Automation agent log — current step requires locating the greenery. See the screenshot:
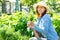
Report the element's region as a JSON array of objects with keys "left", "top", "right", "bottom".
[
  {"left": 52, "top": 12, "right": 60, "bottom": 36},
  {"left": 0, "top": 11, "right": 36, "bottom": 40}
]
